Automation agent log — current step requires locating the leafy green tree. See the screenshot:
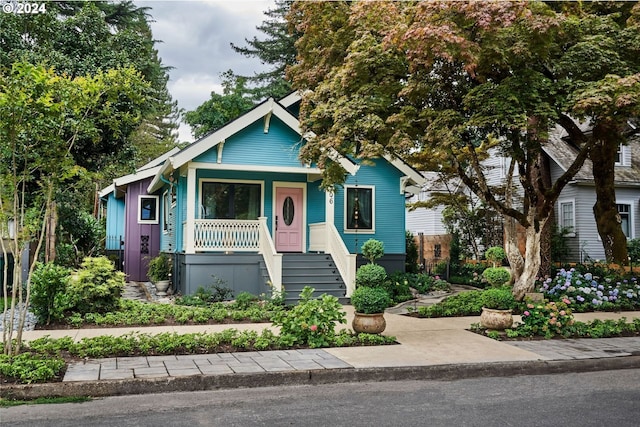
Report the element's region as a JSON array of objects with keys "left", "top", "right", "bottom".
[
  {"left": 288, "top": 1, "right": 640, "bottom": 298},
  {"left": 183, "top": 71, "right": 255, "bottom": 139},
  {"left": 0, "top": 62, "right": 147, "bottom": 355},
  {"left": 0, "top": 1, "right": 179, "bottom": 261}
]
